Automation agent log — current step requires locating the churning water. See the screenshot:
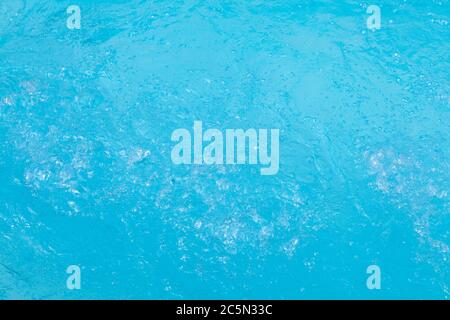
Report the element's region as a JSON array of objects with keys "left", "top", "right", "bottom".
[{"left": 0, "top": 0, "right": 449, "bottom": 299}]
